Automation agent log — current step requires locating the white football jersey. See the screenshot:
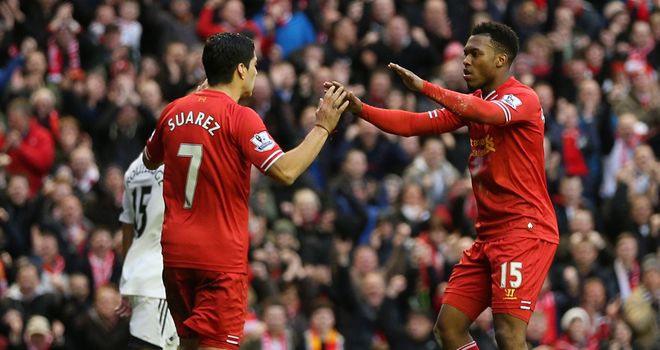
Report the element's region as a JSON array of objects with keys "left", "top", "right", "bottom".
[{"left": 119, "top": 155, "right": 166, "bottom": 298}]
